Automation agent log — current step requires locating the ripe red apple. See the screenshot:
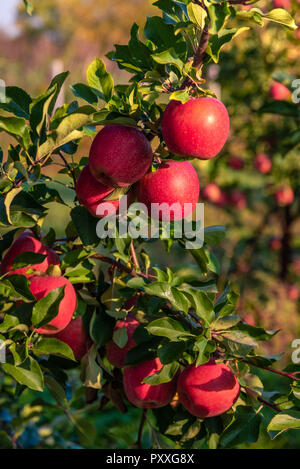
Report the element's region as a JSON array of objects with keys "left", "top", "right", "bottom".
[
  {"left": 201, "top": 183, "right": 223, "bottom": 205},
  {"left": 123, "top": 357, "right": 177, "bottom": 409},
  {"left": 75, "top": 165, "right": 130, "bottom": 217},
  {"left": 229, "top": 190, "right": 247, "bottom": 210},
  {"left": 106, "top": 314, "right": 139, "bottom": 368},
  {"left": 269, "top": 236, "right": 282, "bottom": 251},
  {"left": 89, "top": 125, "right": 153, "bottom": 187},
  {"left": 269, "top": 82, "right": 290, "bottom": 101},
  {"left": 0, "top": 231, "right": 60, "bottom": 277},
  {"left": 254, "top": 153, "right": 272, "bottom": 174},
  {"left": 177, "top": 359, "right": 240, "bottom": 418},
  {"left": 228, "top": 156, "right": 244, "bottom": 170},
  {"left": 275, "top": 186, "right": 294, "bottom": 207},
  {"left": 288, "top": 284, "right": 300, "bottom": 302},
  {"left": 273, "top": 0, "right": 291, "bottom": 8},
  {"left": 53, "top": 317, "right": 92, "bottom": 361},
  {"left": 161, "top": 97, "right": 230, "bottom": 160},
  {"left": 29, "top": 276, "right": 77, "bottom": 335},
  {"left": 135, "top": 160, "right": 199, "bottom": 221}
]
